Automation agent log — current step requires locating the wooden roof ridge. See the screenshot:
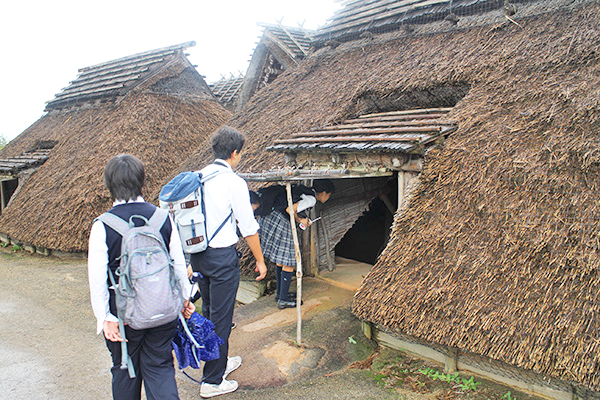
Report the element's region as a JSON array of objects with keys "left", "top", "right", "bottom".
[
  {"left": 258, "top": 22, "right": 314, "bottom": 59},
  {"left": 267, "top": 107, "right": 456, "bottom": 153},
  {"left": 211, "top": 74, "right": 245, "bottom": 105},
  {"left": 45, "top": 41, "right": 196, "bottom": 111},
  {"left": 0, "top": 148, "right": 53, "bottom": 174},
  {"left": 77, "top": 41, "right": 195, "bottom": 74},
  {"left": 314, "top": 0, "right": 512, "bottom": 43},
  {"left": 318, "top": 0, "right": 451, "bottom": 35}
]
